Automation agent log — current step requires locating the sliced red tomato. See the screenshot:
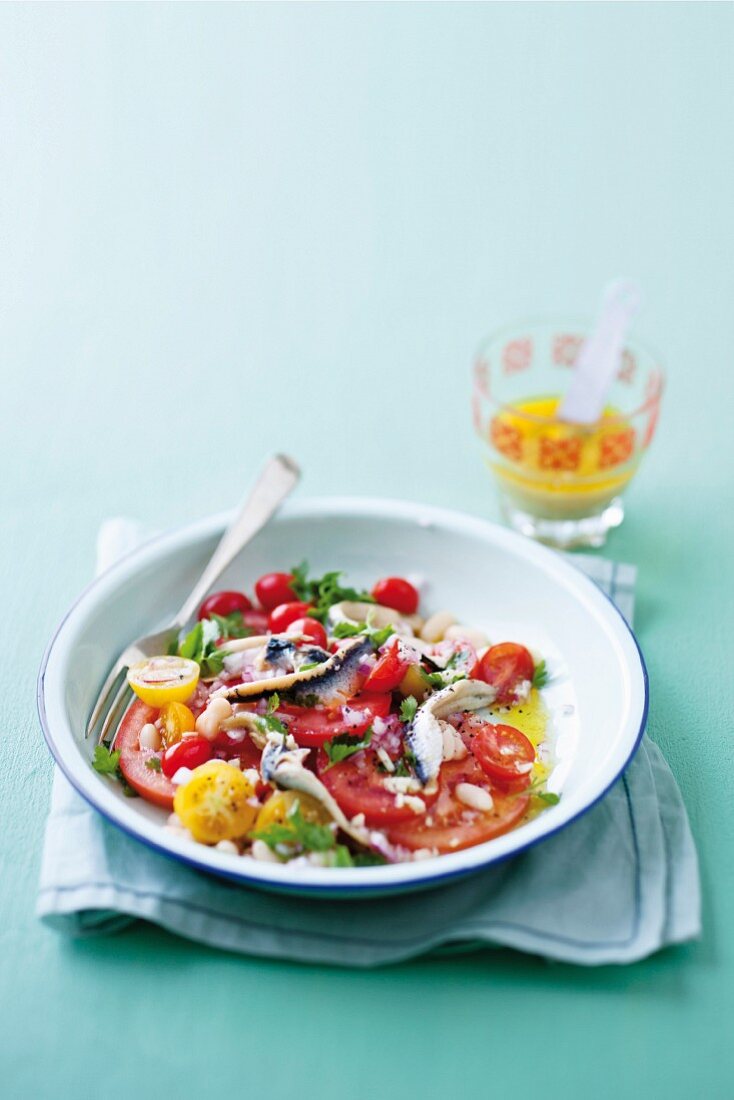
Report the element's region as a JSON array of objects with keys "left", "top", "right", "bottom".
[
  {"left": 161, "top": 735, "right": 213, "bottom": 778},
  {"left": 255, "top": 572, "right": 297, "bottom": 611},
  {"left": 282, "top": 692, "right": 392, "bottom": 747},
  {"left": 197, "top": 590, "right": 252, "bottom": 620},
  {"left": 386, "top": 757, "right": 530, "bottom": 853},
  {"left": 371, "top": 576, "right": 419, "bottom": 615},
  {"left": 363, "top": 639, "right": 412, "bottom": 693},
  {"left": 461, "top": 717, "right": 534, "bottom": 790},
  {"left": 115, "top": 700, "right": 176, "bottom": 809},
  {"left": 269, "top": 601, "right": 313, "bottom": 633},
  {"left": 286, "top": 617, "right": 328, "bottom": 649},
  {"left": 473, "top": 642, "right": 535, "bottom": 705},
  {"left": 317, "top": 749, "right": 438, "bottom": 826}
]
